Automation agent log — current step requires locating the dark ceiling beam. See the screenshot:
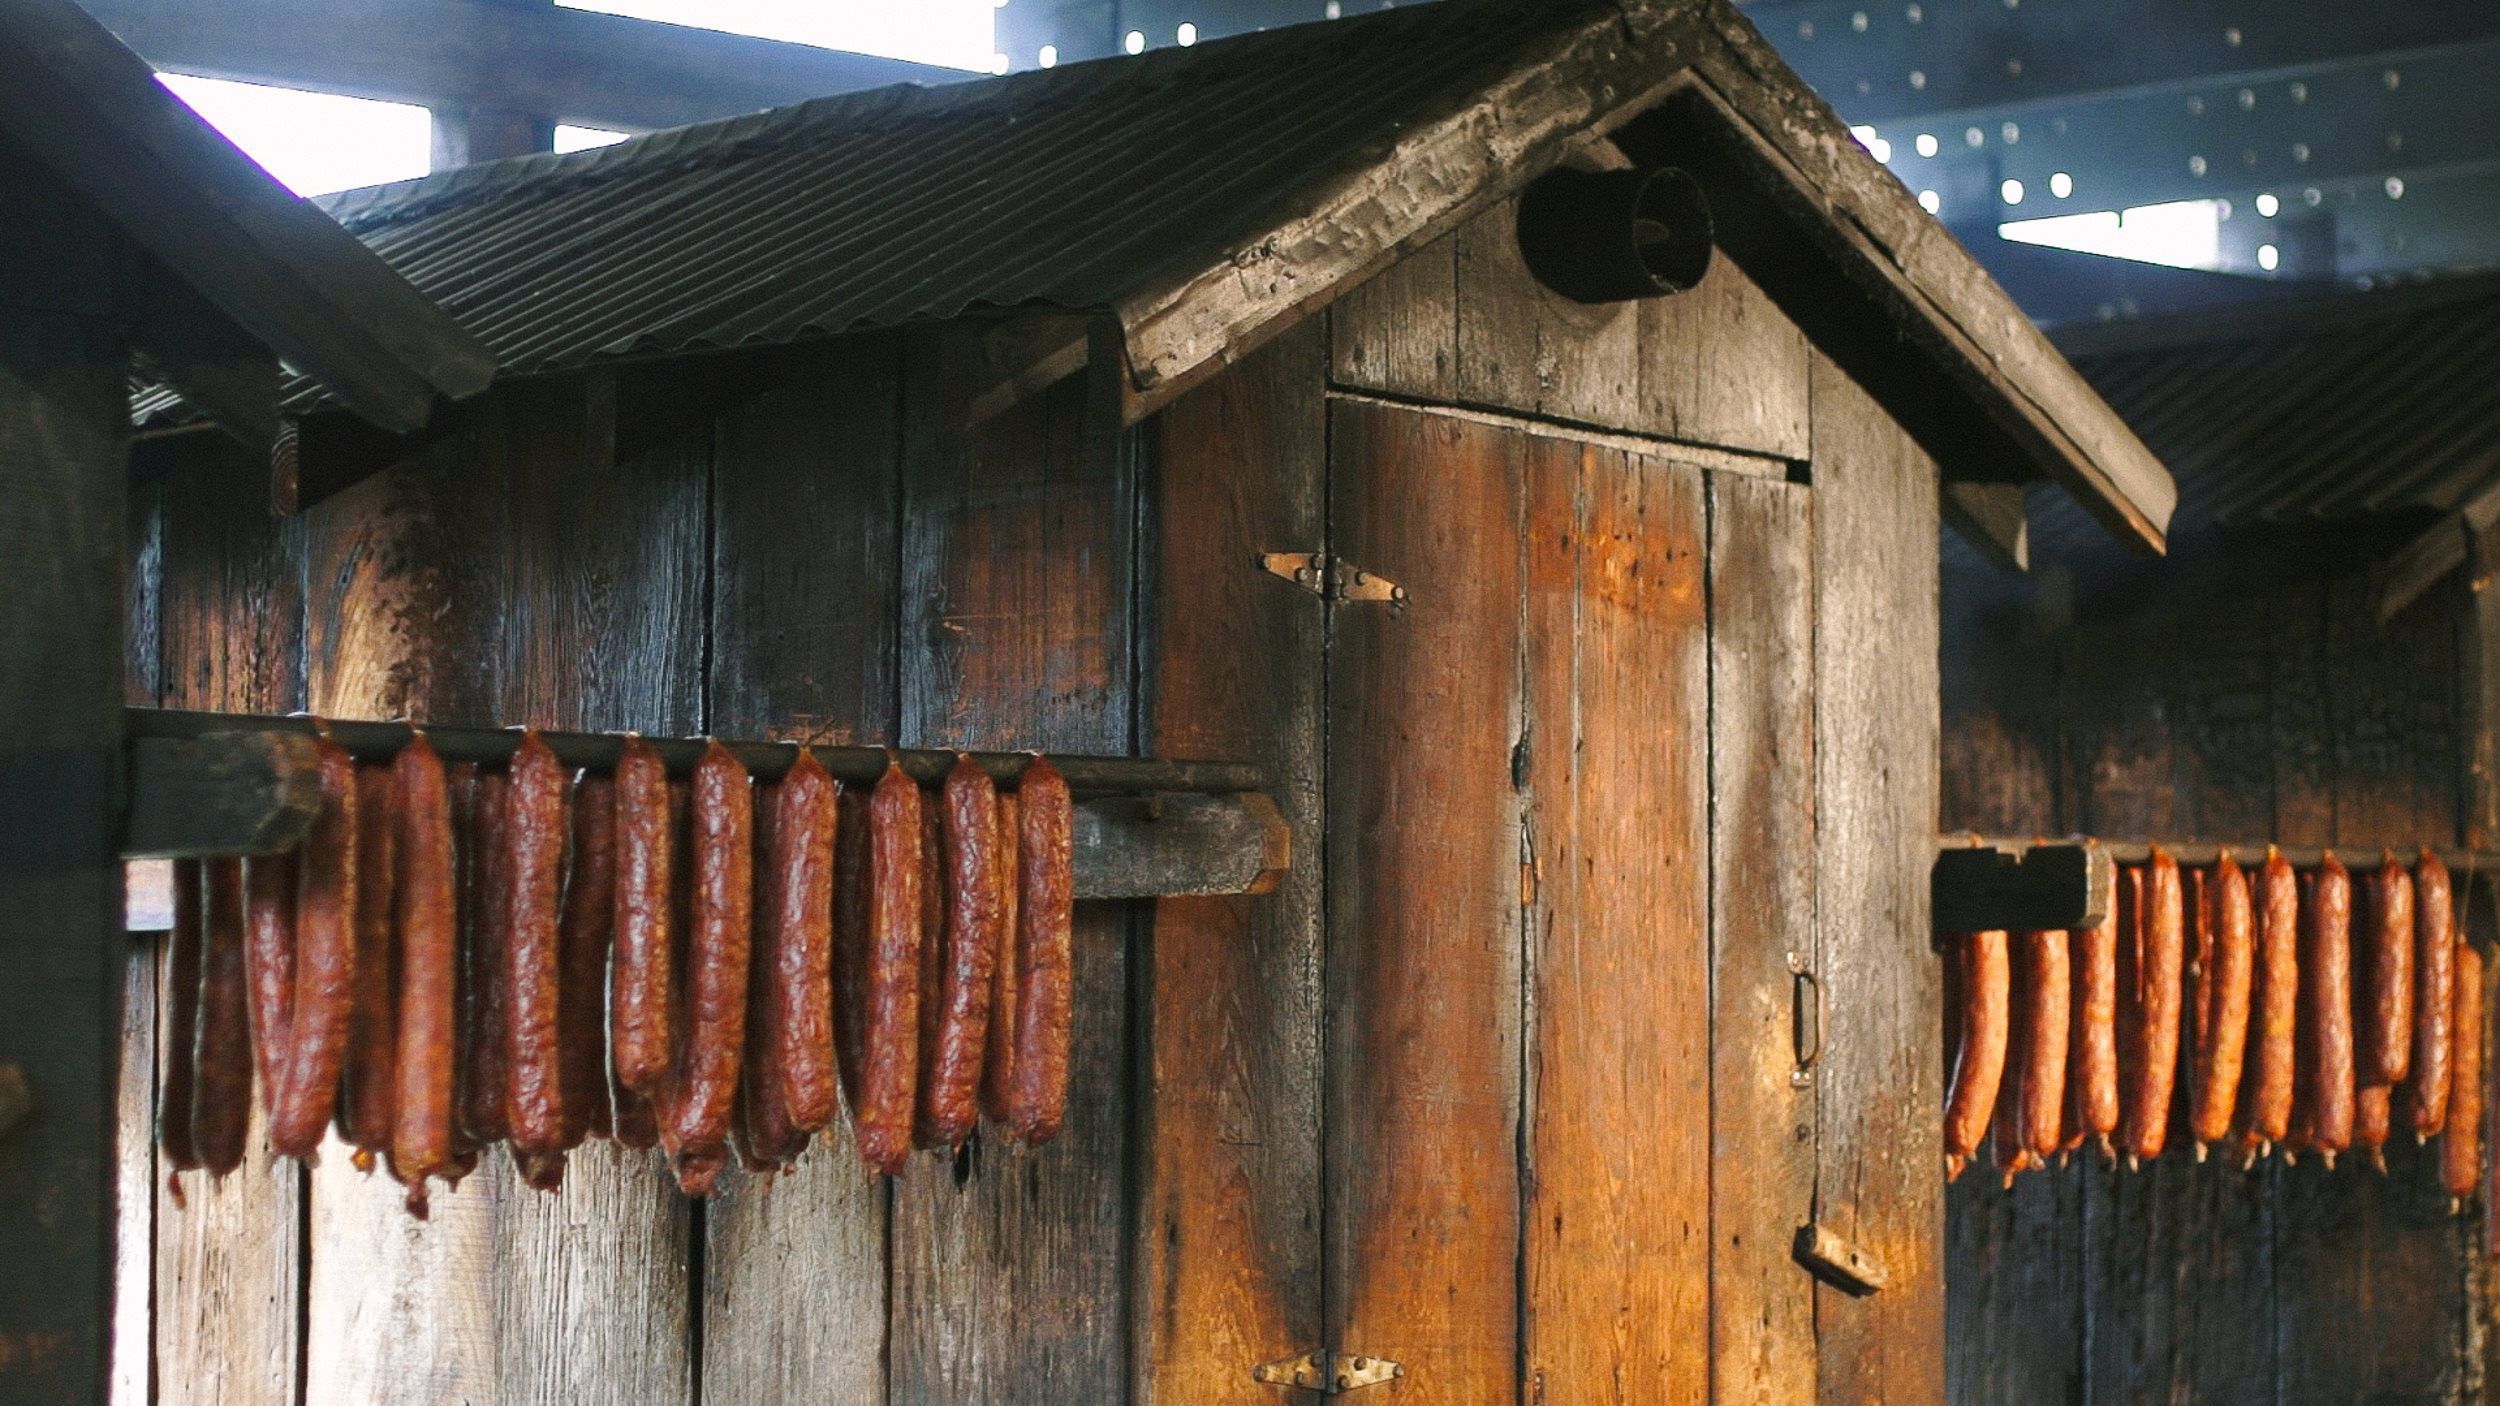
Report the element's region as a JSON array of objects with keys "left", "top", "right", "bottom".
[
  {"left": 1739, "top": 0, "right": 2500, "bottom": 124},
  {"left": 74, "top": 0, "right": 968, "bottom": 134}
]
